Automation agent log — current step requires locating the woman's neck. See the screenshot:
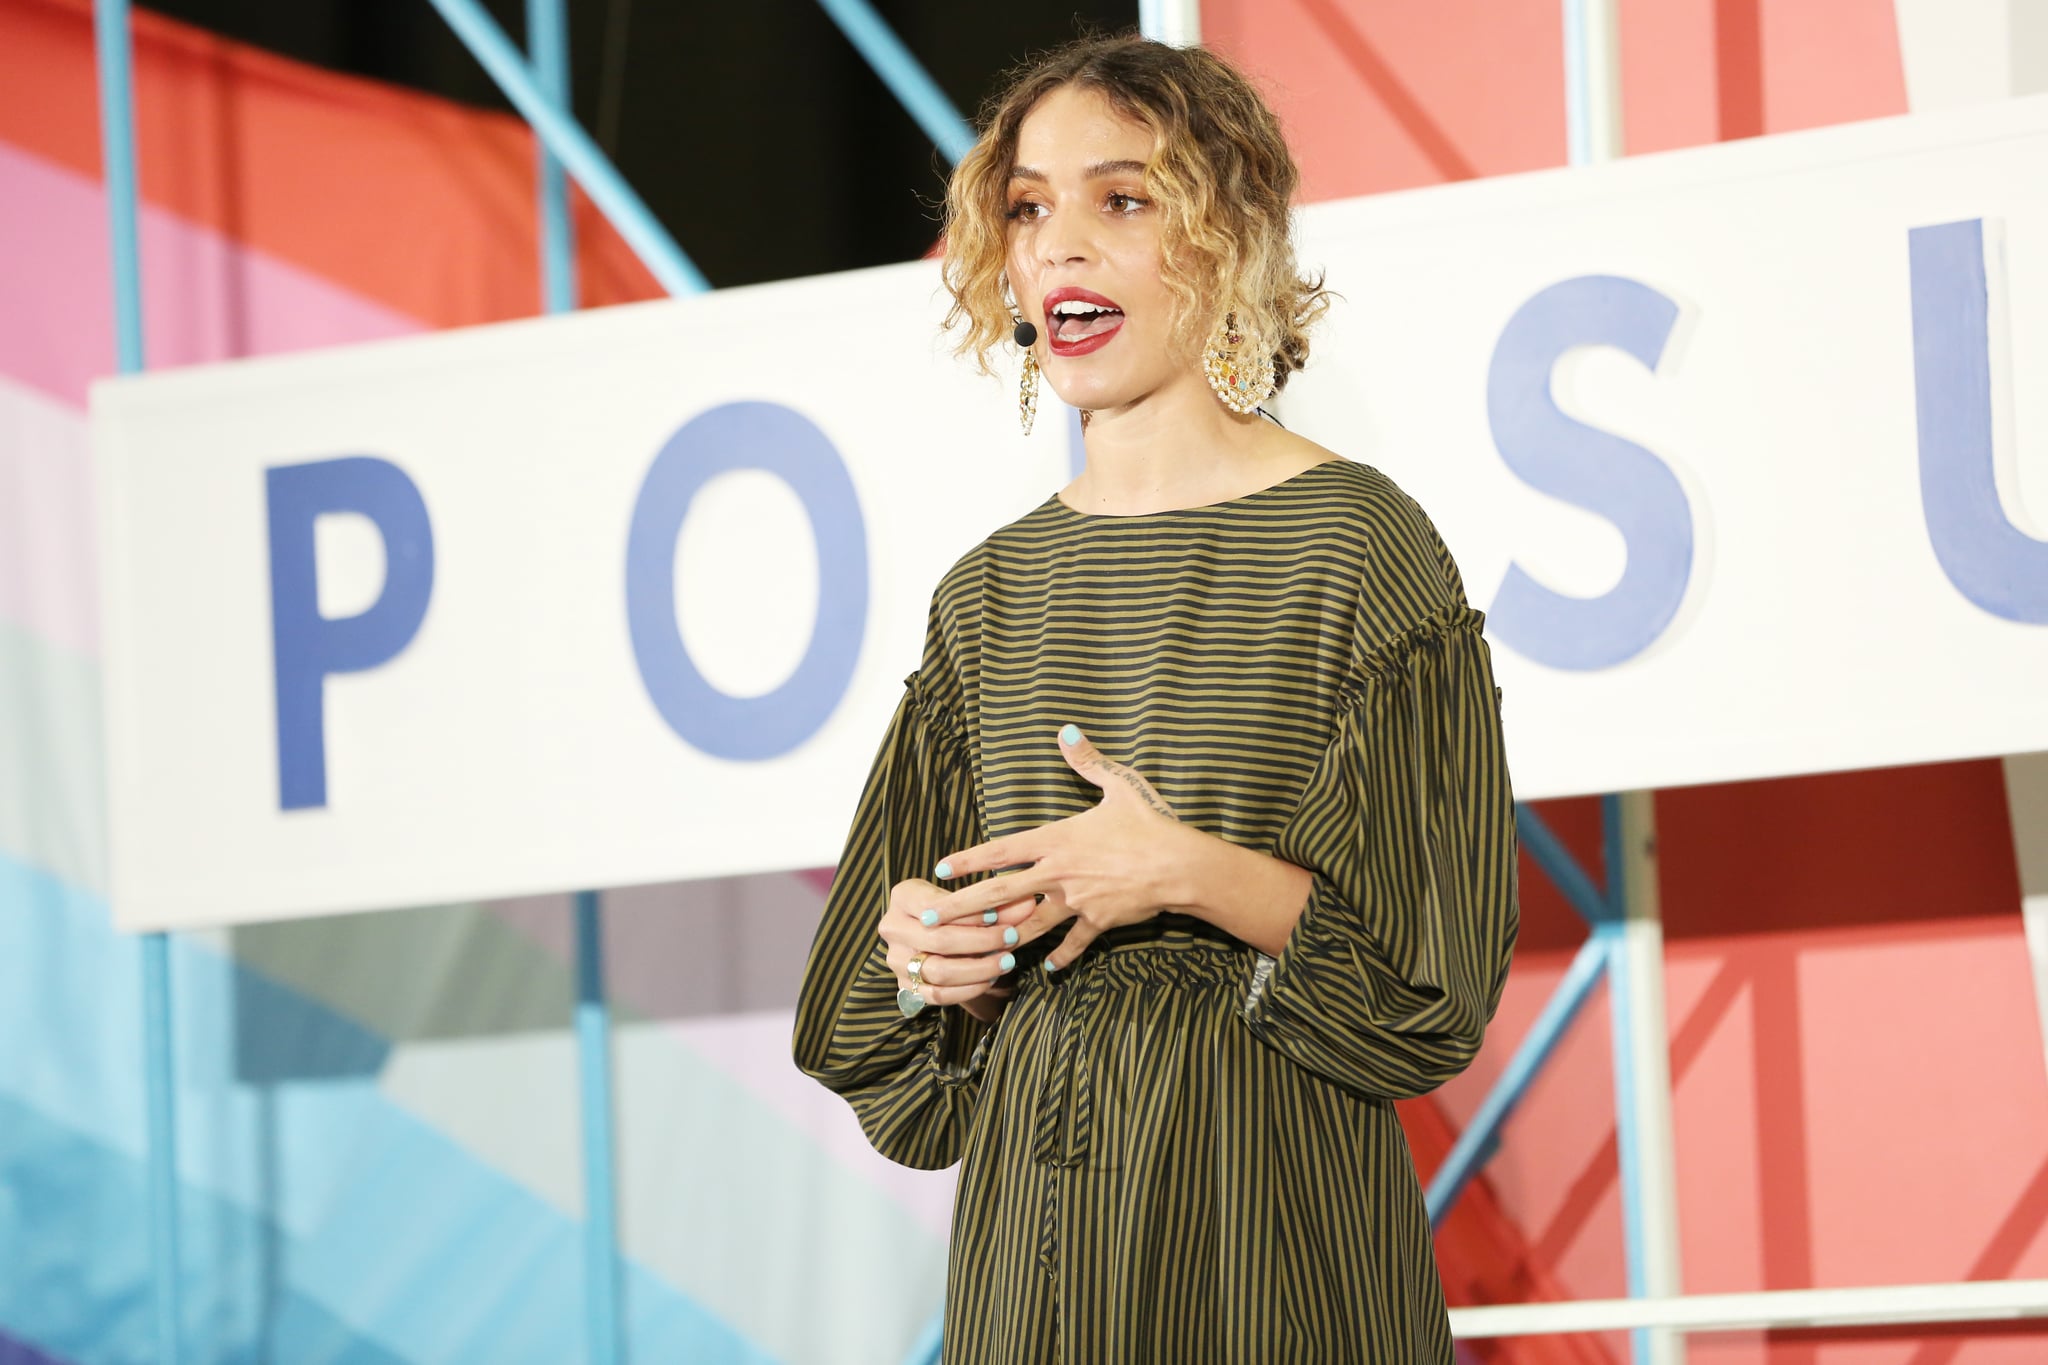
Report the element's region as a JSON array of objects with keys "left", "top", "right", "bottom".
[{"left": 1061, "top": 371, "right": 1322, "bottom": 516}]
